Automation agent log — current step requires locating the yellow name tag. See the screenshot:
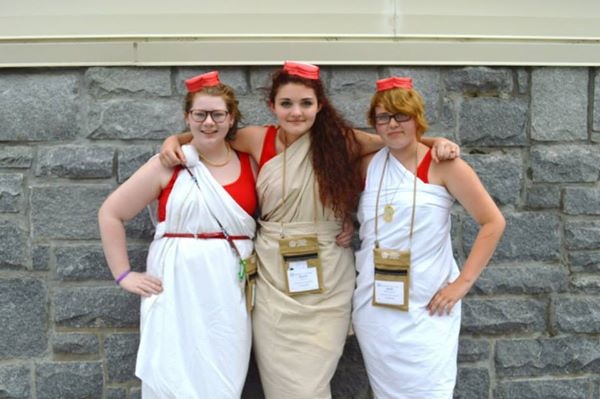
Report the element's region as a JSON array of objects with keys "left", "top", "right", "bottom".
[
  {"left": 279, "top": 235, "right": 324, "bottom": 296},
  {"left": 372, "top": 248, "right": 410, "bottom": 311}
]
